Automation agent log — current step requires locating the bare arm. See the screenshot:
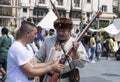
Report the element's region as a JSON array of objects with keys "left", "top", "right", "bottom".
[
  {"left": 20, "top": 60, "right": 64, "bottom": 78},
  {"left": 34, "top": 61, "right": 53, "bottom": 68},
  {"left": 33, "top": 56, "right": 60, "bottom": 68},
  {"left": 32, "top": 56, "right": 53, "bottom": 68}
]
